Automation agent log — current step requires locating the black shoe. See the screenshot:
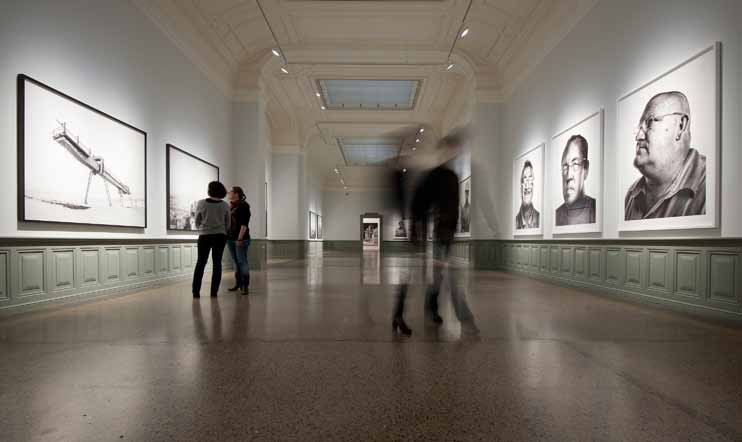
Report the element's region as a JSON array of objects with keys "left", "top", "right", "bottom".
[
  {"left": 392, "top": 317, "right": 412, "bottom": 336},
  {"left": 241, "top": 286, "right": 249, "bottom": 295},
  {"left": 228, "top": 285, "right": 240, "bottom": 292},
  {"left": 193, "top": 293, "right": 200, "bottom": 299},
  {"left": 425, "top": 312, "right": 443, "bottom": 325}
]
